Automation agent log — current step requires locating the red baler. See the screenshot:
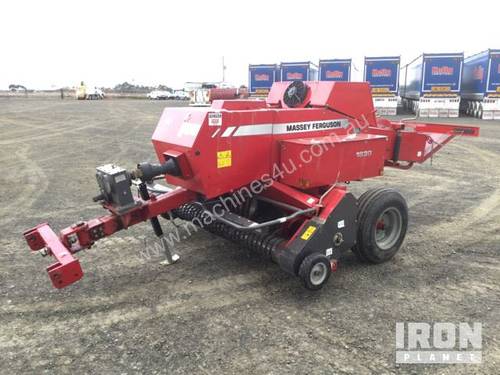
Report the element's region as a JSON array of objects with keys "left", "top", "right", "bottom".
[{"left": 23, "top": 81, "right": 479, "bottom": 290}]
